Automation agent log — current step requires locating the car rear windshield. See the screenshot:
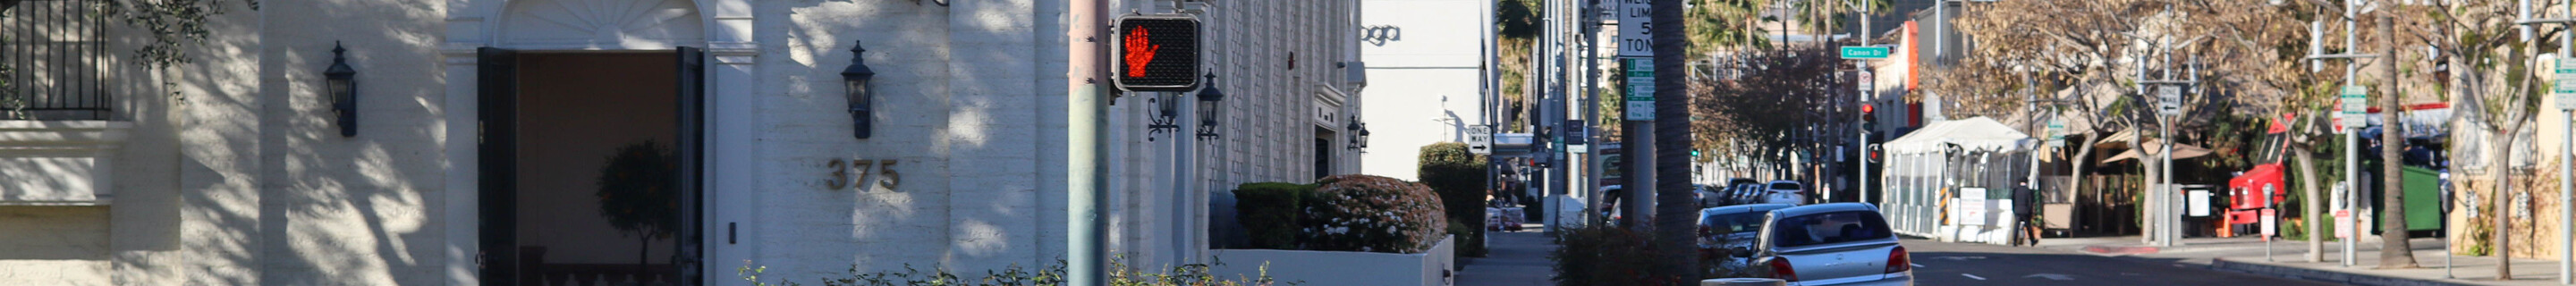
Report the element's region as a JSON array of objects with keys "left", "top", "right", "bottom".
[
  {"left": 1769, "top": 182, "right": 1801, "bottom": 189},
  {"left": 1703, "top": 212, "right": 1768, "bottom": 234},
  {"left": 1770, "top": 211, "right": 1893, "bottom": 248}
]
